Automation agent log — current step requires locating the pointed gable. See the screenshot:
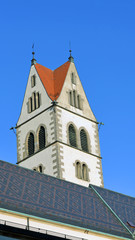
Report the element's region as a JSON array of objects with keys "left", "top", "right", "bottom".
[
  {"left": 53, "top": 61, "right": 70, "bottom": 100},
  {"left": 35, "top": 61, "right": 70, "bottom": 101}
]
